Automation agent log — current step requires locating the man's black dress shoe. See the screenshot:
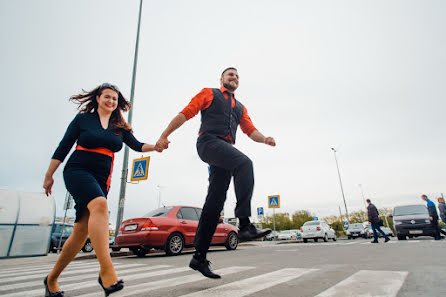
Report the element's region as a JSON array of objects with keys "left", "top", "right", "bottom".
[
  {"left": 238, "top": 224, "right": 272, "bottom": 241},
  {"left": 44, "top": 276, "right": 64, "bottom": 297},
  {"left": 189, "top": 257, "right": 221, "bottom": 279},
  {"left": 98, "top": 275, "right": 124, "bottom": 296}
]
